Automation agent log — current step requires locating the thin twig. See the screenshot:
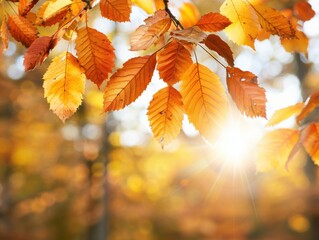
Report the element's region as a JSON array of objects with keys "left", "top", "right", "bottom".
[
  {"left": 198, "top": 44, "right": 227, "bottom": 69},
  {"left": 163, "top": 0, "right": 184, "bottom": 29}
]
